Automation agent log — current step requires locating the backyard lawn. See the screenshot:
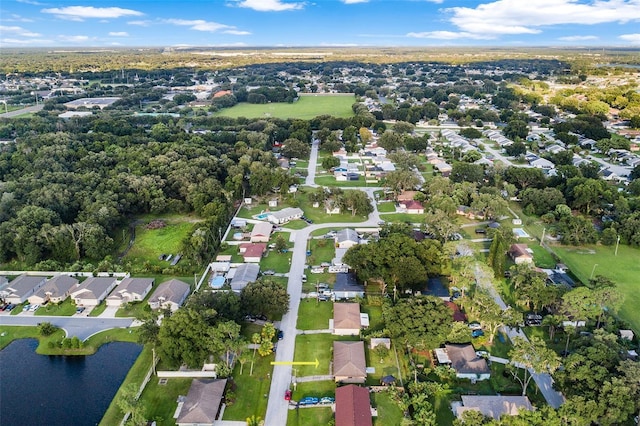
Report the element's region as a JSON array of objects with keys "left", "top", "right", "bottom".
[
  {"left": 139, "top": 377, "right": 192, "bottom": 426},
  {"left": 365, "top": 342, "right": 403, "bottom": 386},
  {"left": 214, "top": 95, "right": 355, "bottom": 120},
  {"left": 373, "top": 392, "right": 404, "bottom": 426},
  {"left": 290, "top": 380, "right": 336, "bottom": 401},
  {"left": 379, "top": 212, "right": 424, "bottom": 223},
  {"left": 376, "top": 201, "right": 397, "bottom": 213},
  {"left": 260, "top": 250, "right": 293, "bottom": 273},
  {"left": 551, "top": 243, "right": 640, "bottom": 334},
  {"left": 286, "top": 407, "right": 334, "bottom": 426},
  {"left": 296, "top": 299, "right": 333, "bottom": 330},
  {"left": 315, "top": 176, "right": 369, "bottom": 187},
  {"left": 308, "top": 238, "right": 335, "bottom": 265},
  {"left": 124, "top": 217, "right": 196, "bottom": 269},
  {"left": 294, "top": 334, "right": 359, "bottom": 376},
  {"left": 223, "top": 351, "right": 274, "bottom": 421}
]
